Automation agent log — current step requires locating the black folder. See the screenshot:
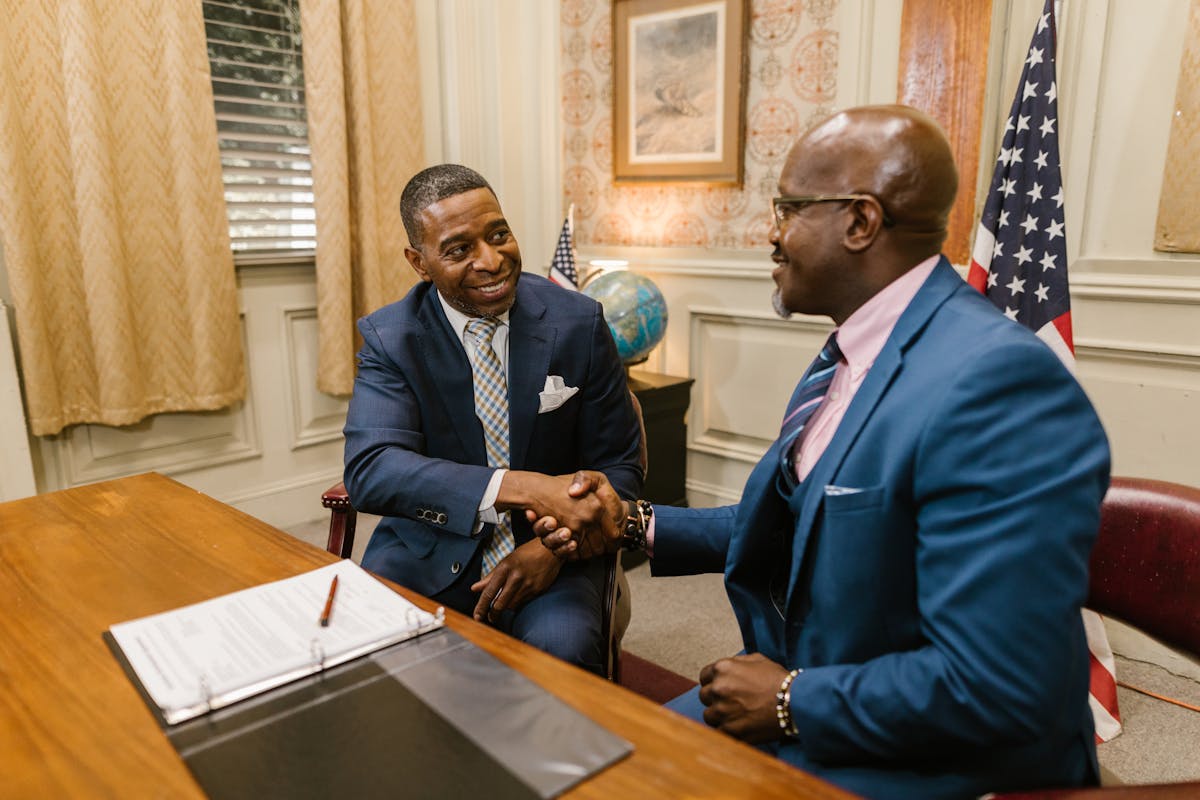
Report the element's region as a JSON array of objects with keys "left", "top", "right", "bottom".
[{"left": 108, "top": 627, "right": 632, "bottom": 799}]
